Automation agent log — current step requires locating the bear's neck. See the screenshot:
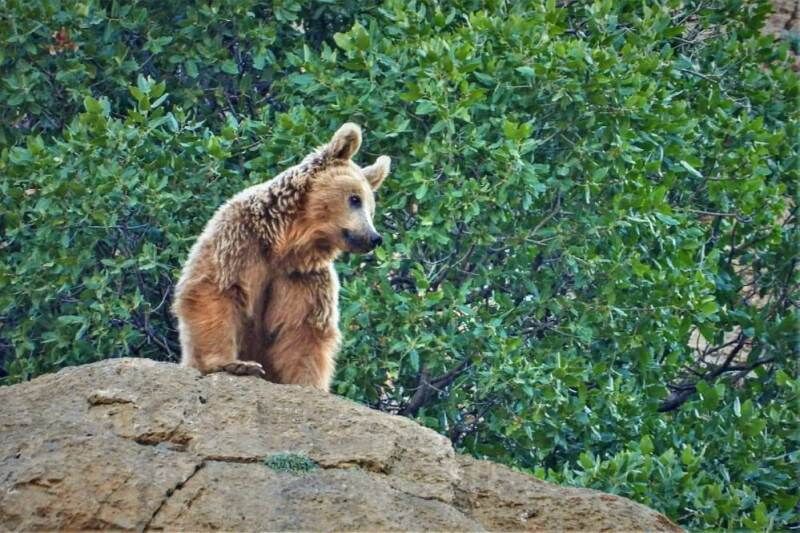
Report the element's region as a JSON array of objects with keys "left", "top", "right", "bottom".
[
  {"left": 277, "top": 245, "right": 339, "bottom": 274},
  {"left": 270, "top": 217, "right": 340, "bottom": 274},
  {"left": 247, "top": 153, "right": 341, "bottom": 272}
]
